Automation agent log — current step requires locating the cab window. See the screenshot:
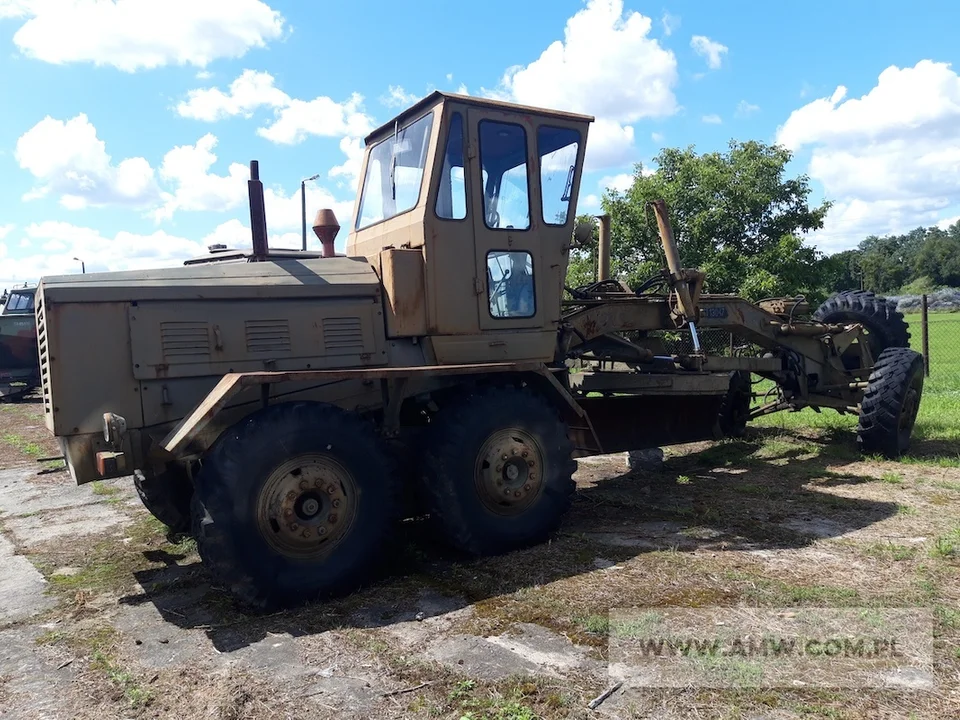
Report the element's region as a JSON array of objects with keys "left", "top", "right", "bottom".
[
  {"left": 478, "top": 121, "right": 530, "bottom": 230},
  {"left": 5, "top": 292, "right": 33, "bottom": 313},
  {"left": 435, "top": 112, "right": 466, "bottom": 220},
  {"left": 538, "top": 126, "right": 580, "bottom": 225},
  {"left": 357, "top": 113, "right": 434, "bottom": 229},
  {"left": 487, "top": 251, "right": 535, "bottom": 318}
]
